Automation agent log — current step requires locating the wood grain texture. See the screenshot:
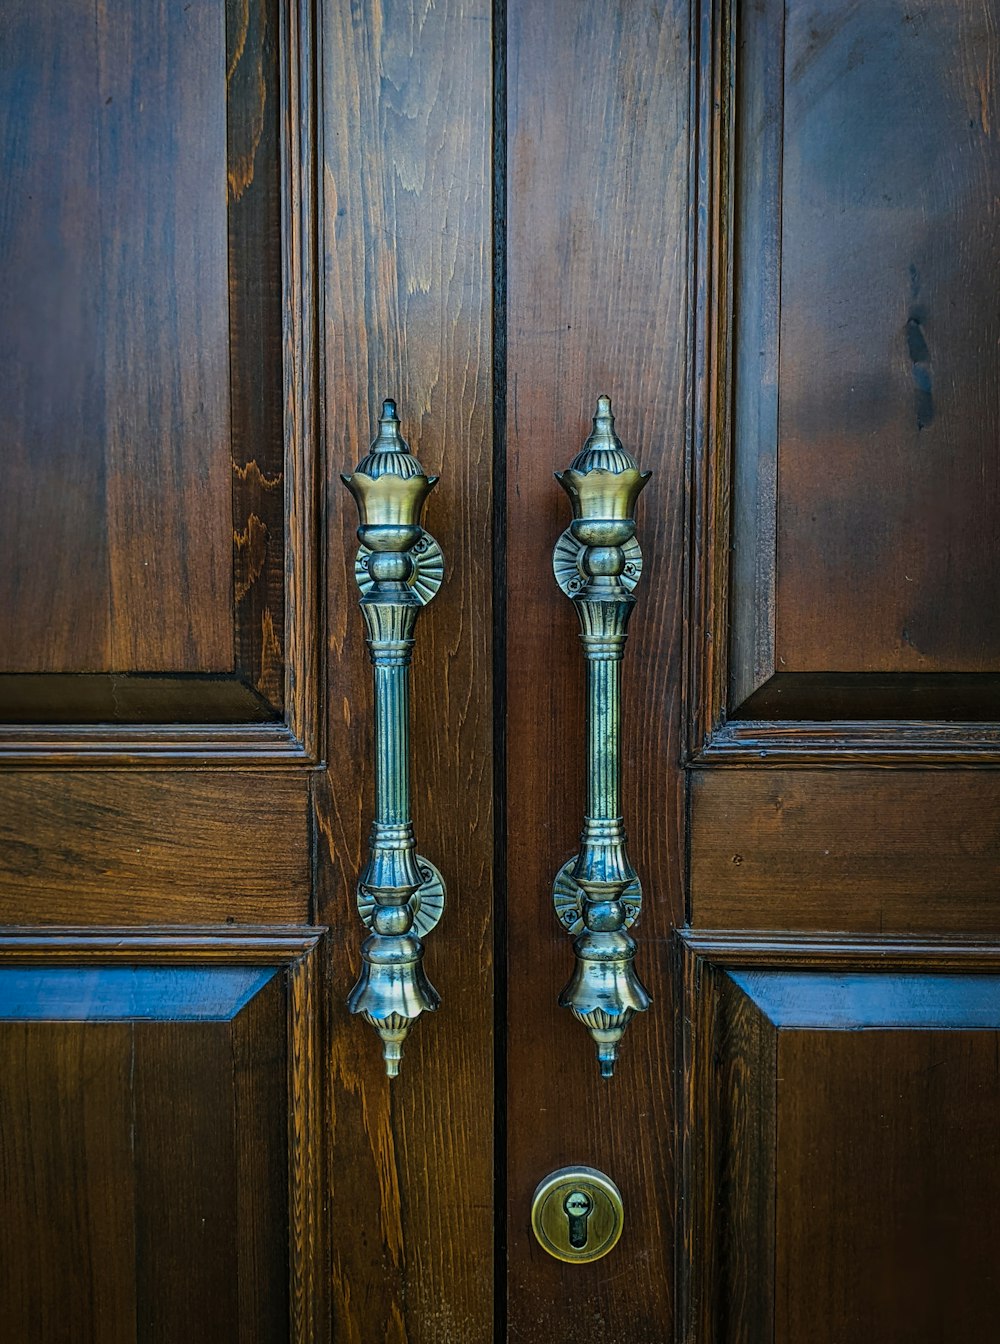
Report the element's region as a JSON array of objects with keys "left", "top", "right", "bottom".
[
  {"left": 689, "top": 0, "right": 1000, "bottom": 753},
  {"left": 679, "top": 957, "right": 775, "bottom": 1344},
  {"left": 776, "top": 0, "right": 1000, "bottom": 673},
  {"left": 697, "top": 716, "right": 1000, "bottom": 766},
  {"left": 100, "top": 0, "right": 234, "bottom": 672},
  {"left": 0, "top": 0, "right": 111, "bottom": 671},
  {"left": 0, "top": 0, "right": 233, "bottom": 674},
  {"left": 233, "top": 969, "right": 291, "bottom": 1342},
  {"left": 505, "top": 3, "right": 689, "bottom": 1338},
  {"left": 0, "top": 771, "right": 311, "bottom": 924},
  {"left": 0, "top": 1023, "right": 137, "bottom": 1344},
  {"left": 776, "top": 1029, "right": 1000, "bottom": 1342},
  {"left": 318, "top": 1, "right": 494, "bottom": 1337},
  {"left": 680, "top": 937, "right": 1000, "bottom": 1342},
  {"left": 729, "top": 0, "right": 783, "bottom": 708},
  {"left": 690, "top": 768, "right": 1000, "bottom": 932},
  {"left": 227, "top": 0, "right": 287, "bottom": 707},
  {"left": 287, "top": 945, "right": 328, "bottom": 1344},
  {"left": 134, "top": 1019, "right": 240, "bottom": 1341},
  {"left": 0, "top": 939, "right": 321, "bottom": 1342}
]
